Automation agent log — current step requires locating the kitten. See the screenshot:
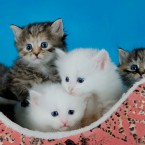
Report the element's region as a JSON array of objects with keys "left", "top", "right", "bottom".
[
  {"left": 118, "top": 48, "right": 145, "bottom": 91},
  {"left": 55, "top": 48, "right": 123, "bottom": 120},
  {"left": 14, "top": 83, "right": 87, "bottom": 132},
  {"left": 2, "top": 19, "right": 67, "bottom": 106}
]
